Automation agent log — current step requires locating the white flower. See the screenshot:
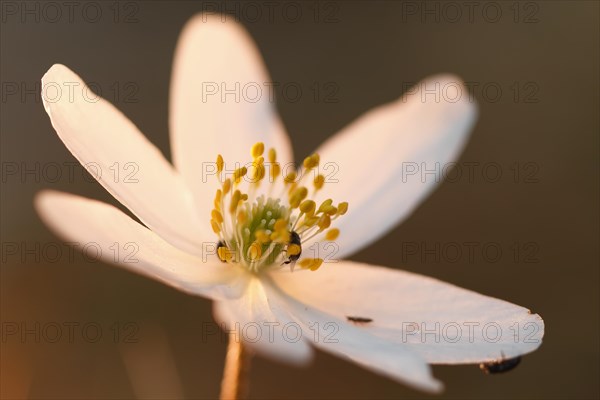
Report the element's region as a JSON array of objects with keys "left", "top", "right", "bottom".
[{"left": 35, "top": 14, "right": 544, "bottom": 393}]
